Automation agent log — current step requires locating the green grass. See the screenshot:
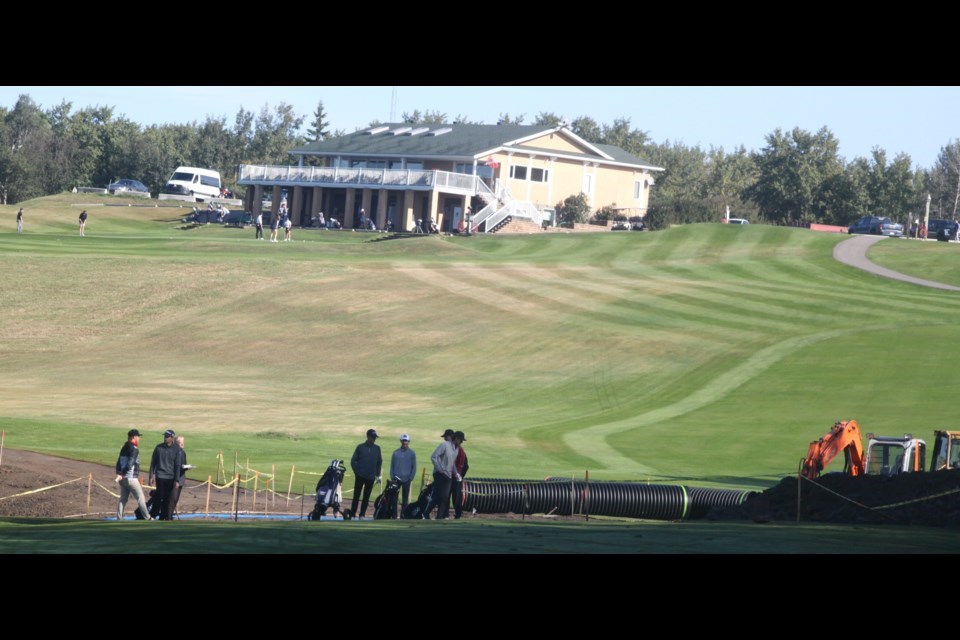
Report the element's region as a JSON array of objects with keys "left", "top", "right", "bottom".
[
  {"left": 867, "top": 237, "right": 960, "bottom": 286},
  {"left": 3, "top": 194, "right": 960, "bottom": 552},
  {"left": 0, "top": 517, "right": 954, "bottom": 554}
]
